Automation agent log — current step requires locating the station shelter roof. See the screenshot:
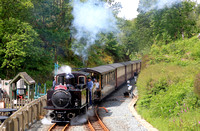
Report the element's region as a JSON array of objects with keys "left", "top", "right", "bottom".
[{"left": 9, "top": 72, "right": 35, "bottom": 85}]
